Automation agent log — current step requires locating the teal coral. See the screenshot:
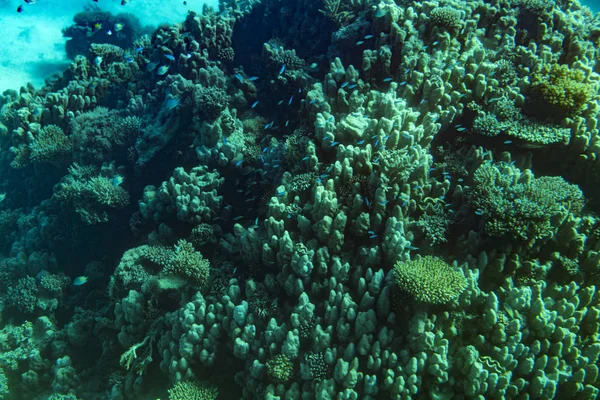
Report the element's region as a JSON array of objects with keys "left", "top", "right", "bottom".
[{"left": 167, "top": 380, "right": 218, "bottom": 400}]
